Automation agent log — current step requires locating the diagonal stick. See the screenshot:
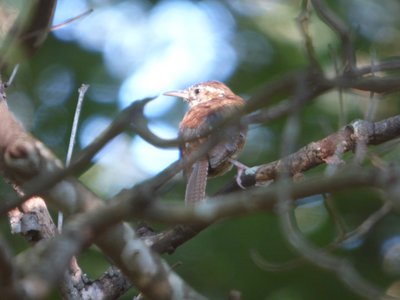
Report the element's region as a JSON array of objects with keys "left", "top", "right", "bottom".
[{"left": 58, "top": 84, "right": 89, "bottom": 232}]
